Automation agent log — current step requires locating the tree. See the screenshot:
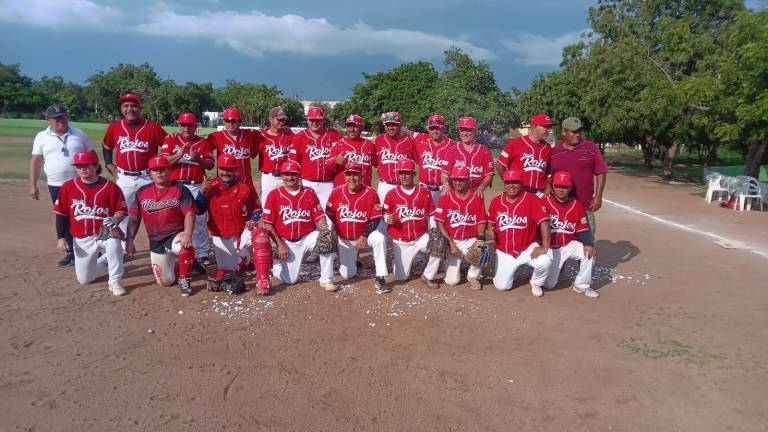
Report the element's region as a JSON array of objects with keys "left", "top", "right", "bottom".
[
  {"left": 85, "top": 63, "right": 162, "bottom": 121},
  {"left": 0, "top": 63, "right": 43, "bottom": 117},
  {"left": 214, "top": 80, "right": 284, "bottom": 126}
]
